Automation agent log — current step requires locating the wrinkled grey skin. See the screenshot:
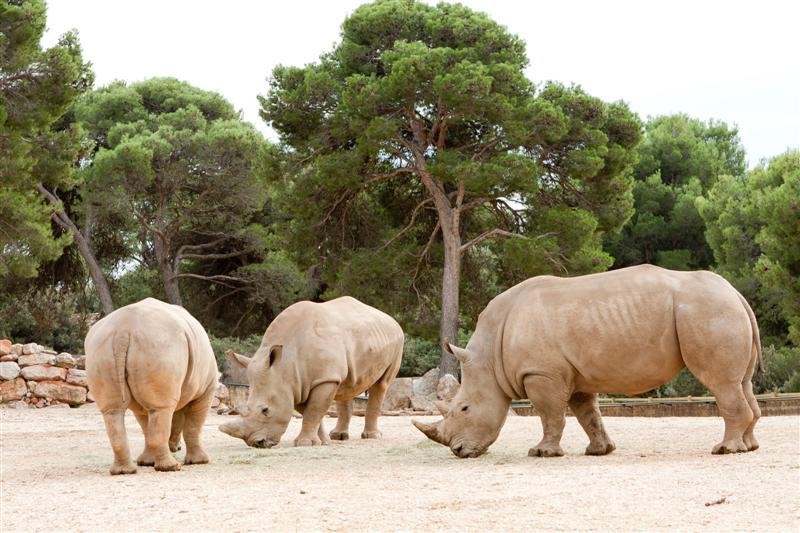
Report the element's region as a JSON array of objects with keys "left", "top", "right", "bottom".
[
  {"left": 219, "top": 346, "right": 294, "bottom": 448},
  {"left": 415, "top": 266, "right": 763, "bottom": 458}
]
